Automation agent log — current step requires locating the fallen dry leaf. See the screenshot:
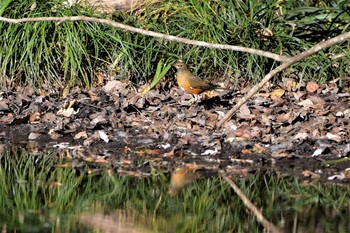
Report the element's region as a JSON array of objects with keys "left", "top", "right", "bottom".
[
  {"left": 238, "top": 104, "right": 251, "bottom": 117},
  {"left": 225, "top": 167, "right": 248, "bottom": 177},
  {"left": 271, "top": 152, "right": 289, "bottom": 158},
  {"left": 326, "top": 133, "right": 342, "bottom": 143},
  {"left": 98, "top": 130, "right": 109, "bottom": 143},
  {"left": 103, "top": 80, "right": 128, "bottom": 93},
  {"left": 88, "top": 90, "right": 98, "bottom": 102},
  {"left": 42, "top": 112, "right": 57, "bottom": 123},
  {"left": 253, "top": 143, "right": 267, "bottom": 153},
  {"left": 136, "top": 149, "right": 162, "bottom": 156},
  {"left": 277, "top": 111, "right": 292, "bottom": 122},
  {"left": 28, "top": 132, "right": 40, "bottom": 140},
  {"left": 74, "top": 131, "right": 88, "bottom": 140},
  {"left": 306, "top": 82, "right": 319, "bottom": 93},
  {"left": 302, "top": 170, "right": 321, "bottom": 179},
  {"left": 241, "top": 149, "right": 251, "bottom": 154},
  {"left": 271, "top": 88, "right": 285, "bottom": 99},
  {"left": 29, "top": 112, "right": 40, "bottom": 124},
  {"left": 57, "top": 100, "right": 79, "bottom": 117},
  {"left": 95, "top": 157, "right": 108, "bottom": 164},
  {"left": 297, "top": 98, "right": 314, "bottom": 107}
]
